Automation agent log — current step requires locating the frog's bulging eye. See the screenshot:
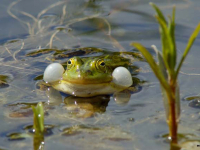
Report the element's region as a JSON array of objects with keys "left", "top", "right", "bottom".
[
  {"left": 100, "top": 62, "right": 105, "bottom": 67},
  {"left": 98, "top": 60, "right": 105, "bottom": 67},
  {"left": 68, "top": 60, "right": 72, "bottom": 65},
  {"left": 96, "top": 59, "right": 108, "bottom": 73},
  {"left": 67, "top": 59, "right": 74, "bottom": 70}
]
